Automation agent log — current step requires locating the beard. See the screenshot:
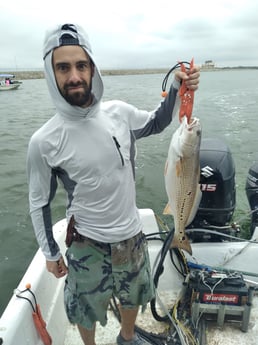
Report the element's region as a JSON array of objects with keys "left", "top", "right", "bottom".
[{"left": 62, "top": 80, "right": 92, "bottom": 107}]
